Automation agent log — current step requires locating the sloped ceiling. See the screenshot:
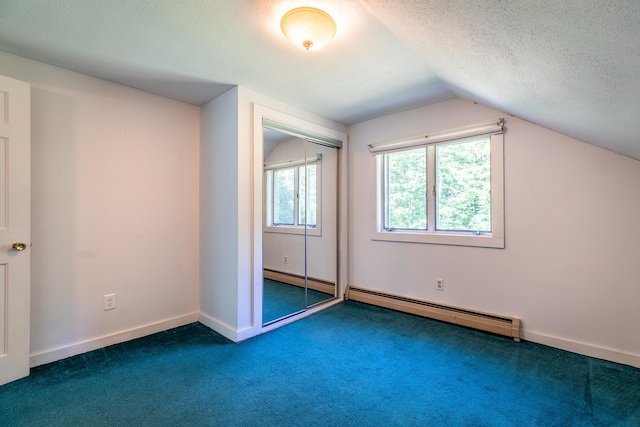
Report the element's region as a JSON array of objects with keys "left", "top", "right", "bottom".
[
  {"left": 363, "top": 0, "right": 640, "bottom": 159},
  {"left": 0, "top": 0, "right": 639, "bottom": 159}
]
